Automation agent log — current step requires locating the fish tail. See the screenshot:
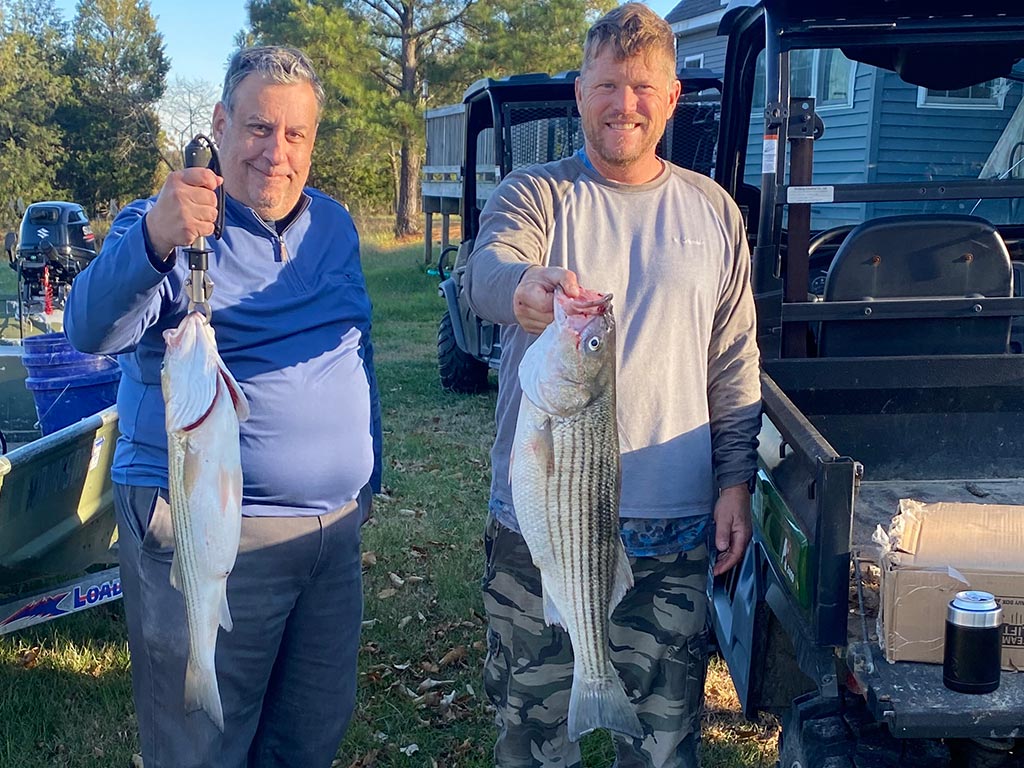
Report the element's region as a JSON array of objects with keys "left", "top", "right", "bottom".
[
  {"left": 184, "top": 654, "right": 225, "bottom": 732},
  {"left": 567, "top": 668, "right": 643, "bottom": 742}
]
